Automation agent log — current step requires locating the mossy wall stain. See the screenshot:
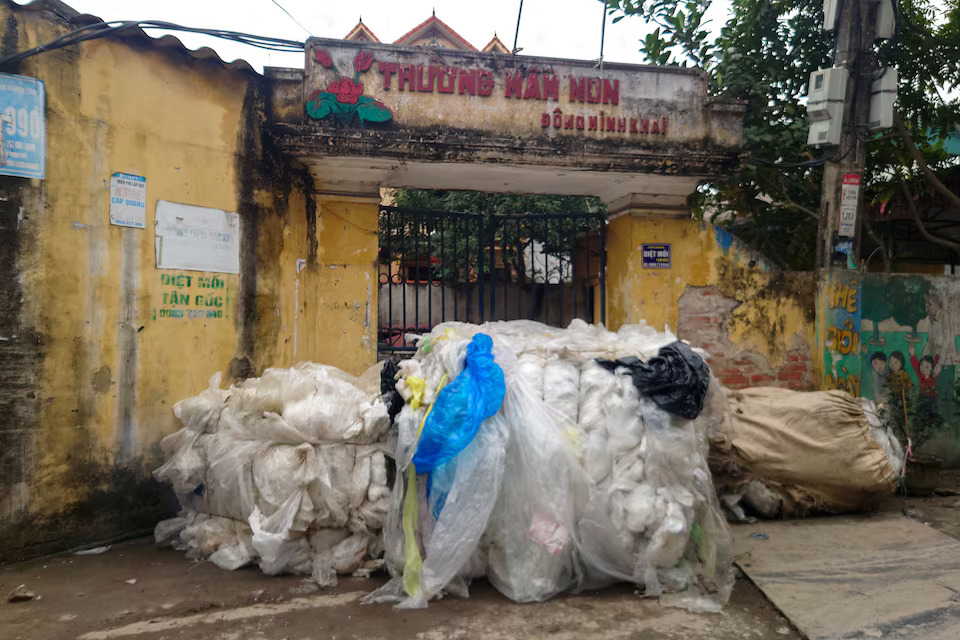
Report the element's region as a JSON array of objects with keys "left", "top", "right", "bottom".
[
  {"left": 605, "top": 214, "right": 816, "bottom": 374},
  {"left": 0, "top": 2, "right": 308, "bottom": 560}
]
